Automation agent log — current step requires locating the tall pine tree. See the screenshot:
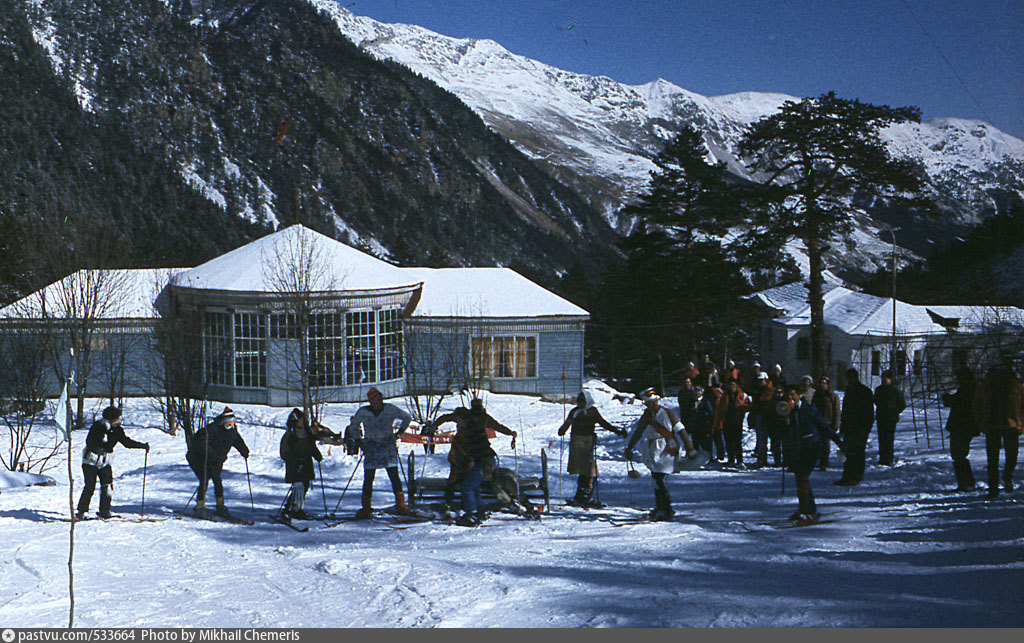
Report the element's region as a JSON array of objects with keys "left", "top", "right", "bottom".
[{"left": 732, "top": 92, "right": 931, "bottom": 379}]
